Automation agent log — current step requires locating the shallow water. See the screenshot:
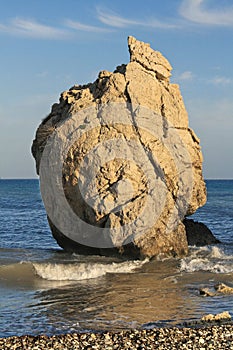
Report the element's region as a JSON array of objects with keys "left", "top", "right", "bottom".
[
  {"left": 0, "top": 179, "right": 232, "bottom": 337},
  {"left": 0, "top": 245, "right": 232, "bottom": 337}
]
